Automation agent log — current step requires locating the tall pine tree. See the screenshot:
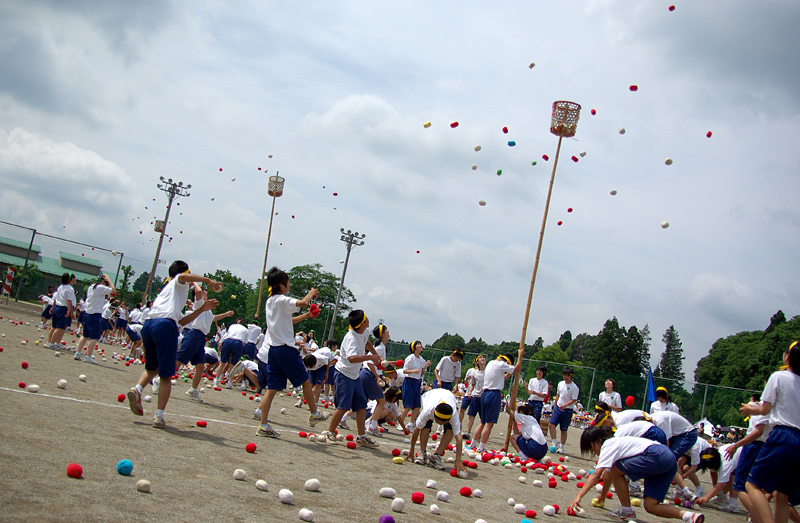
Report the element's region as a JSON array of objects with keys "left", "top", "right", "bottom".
[{"left": 654, "top": 325, "right": 685, "bottom": 381}]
